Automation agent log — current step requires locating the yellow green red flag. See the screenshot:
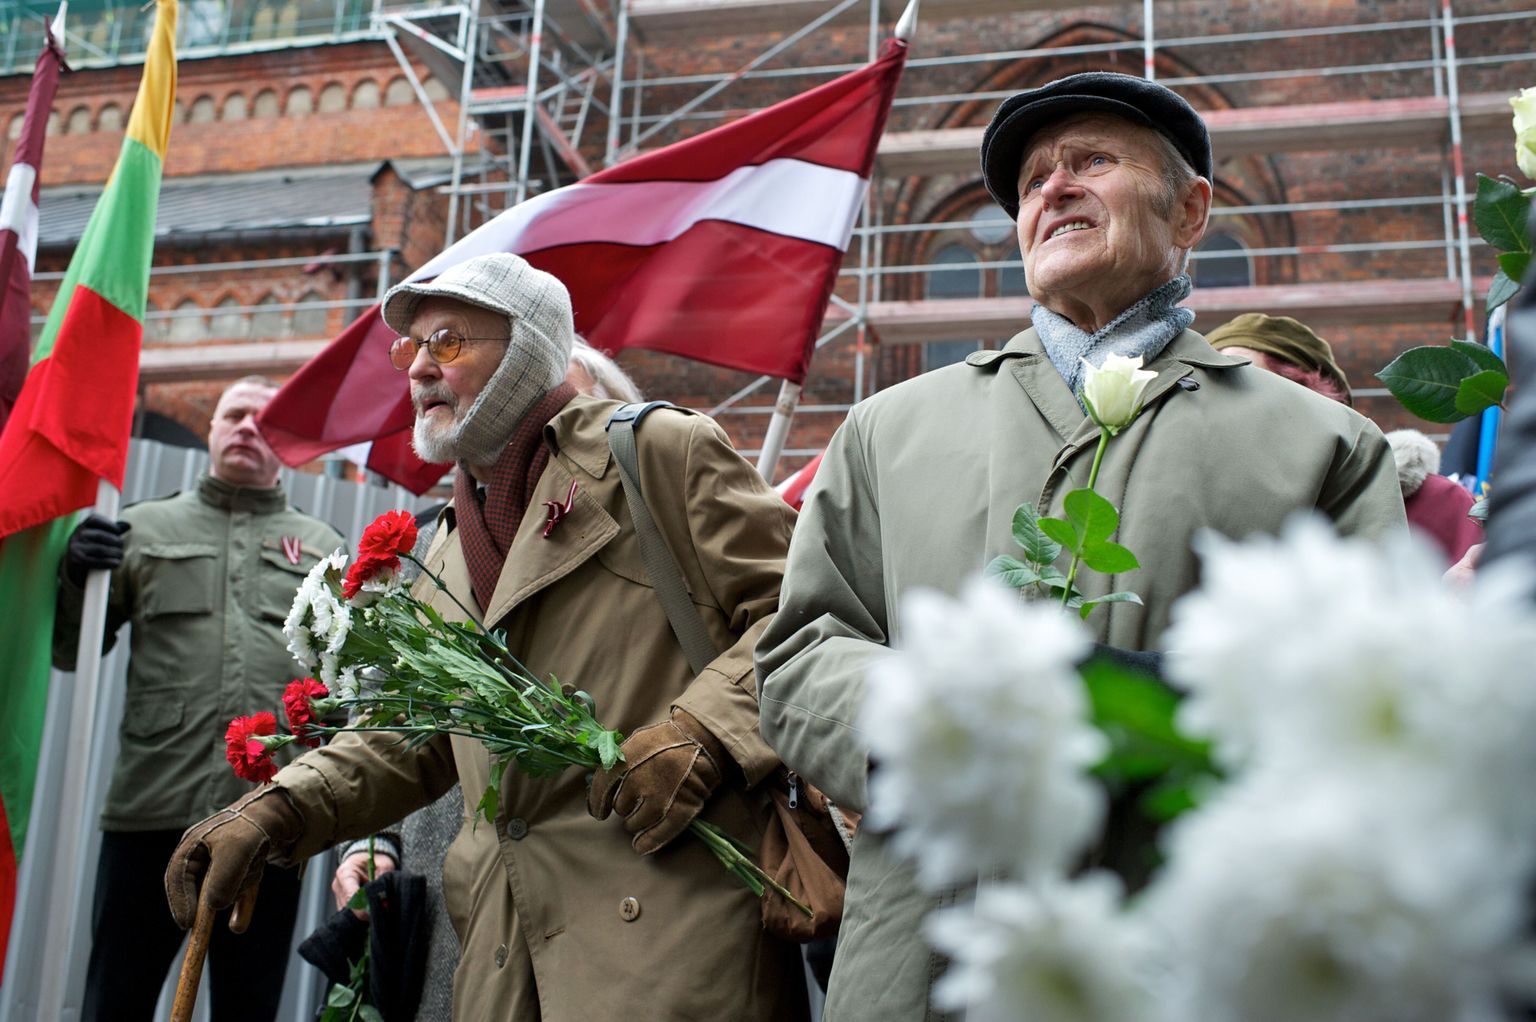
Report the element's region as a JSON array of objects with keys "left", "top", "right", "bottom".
[{"left": 0, "top": 0, "right": 176, "bottom": 975}]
